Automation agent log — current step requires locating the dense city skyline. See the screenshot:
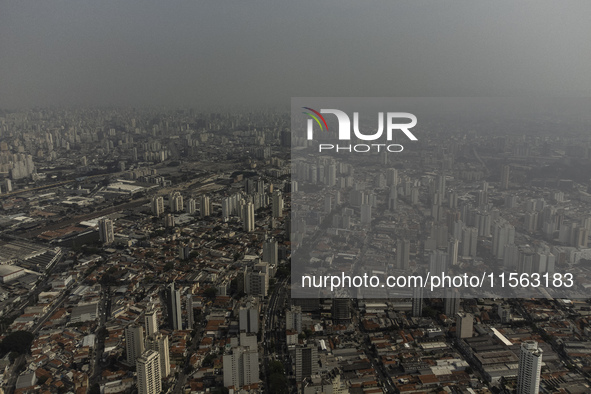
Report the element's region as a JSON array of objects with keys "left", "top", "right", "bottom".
[{"left": 1, "top": 2, "right": 591, "bottom": 393}]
